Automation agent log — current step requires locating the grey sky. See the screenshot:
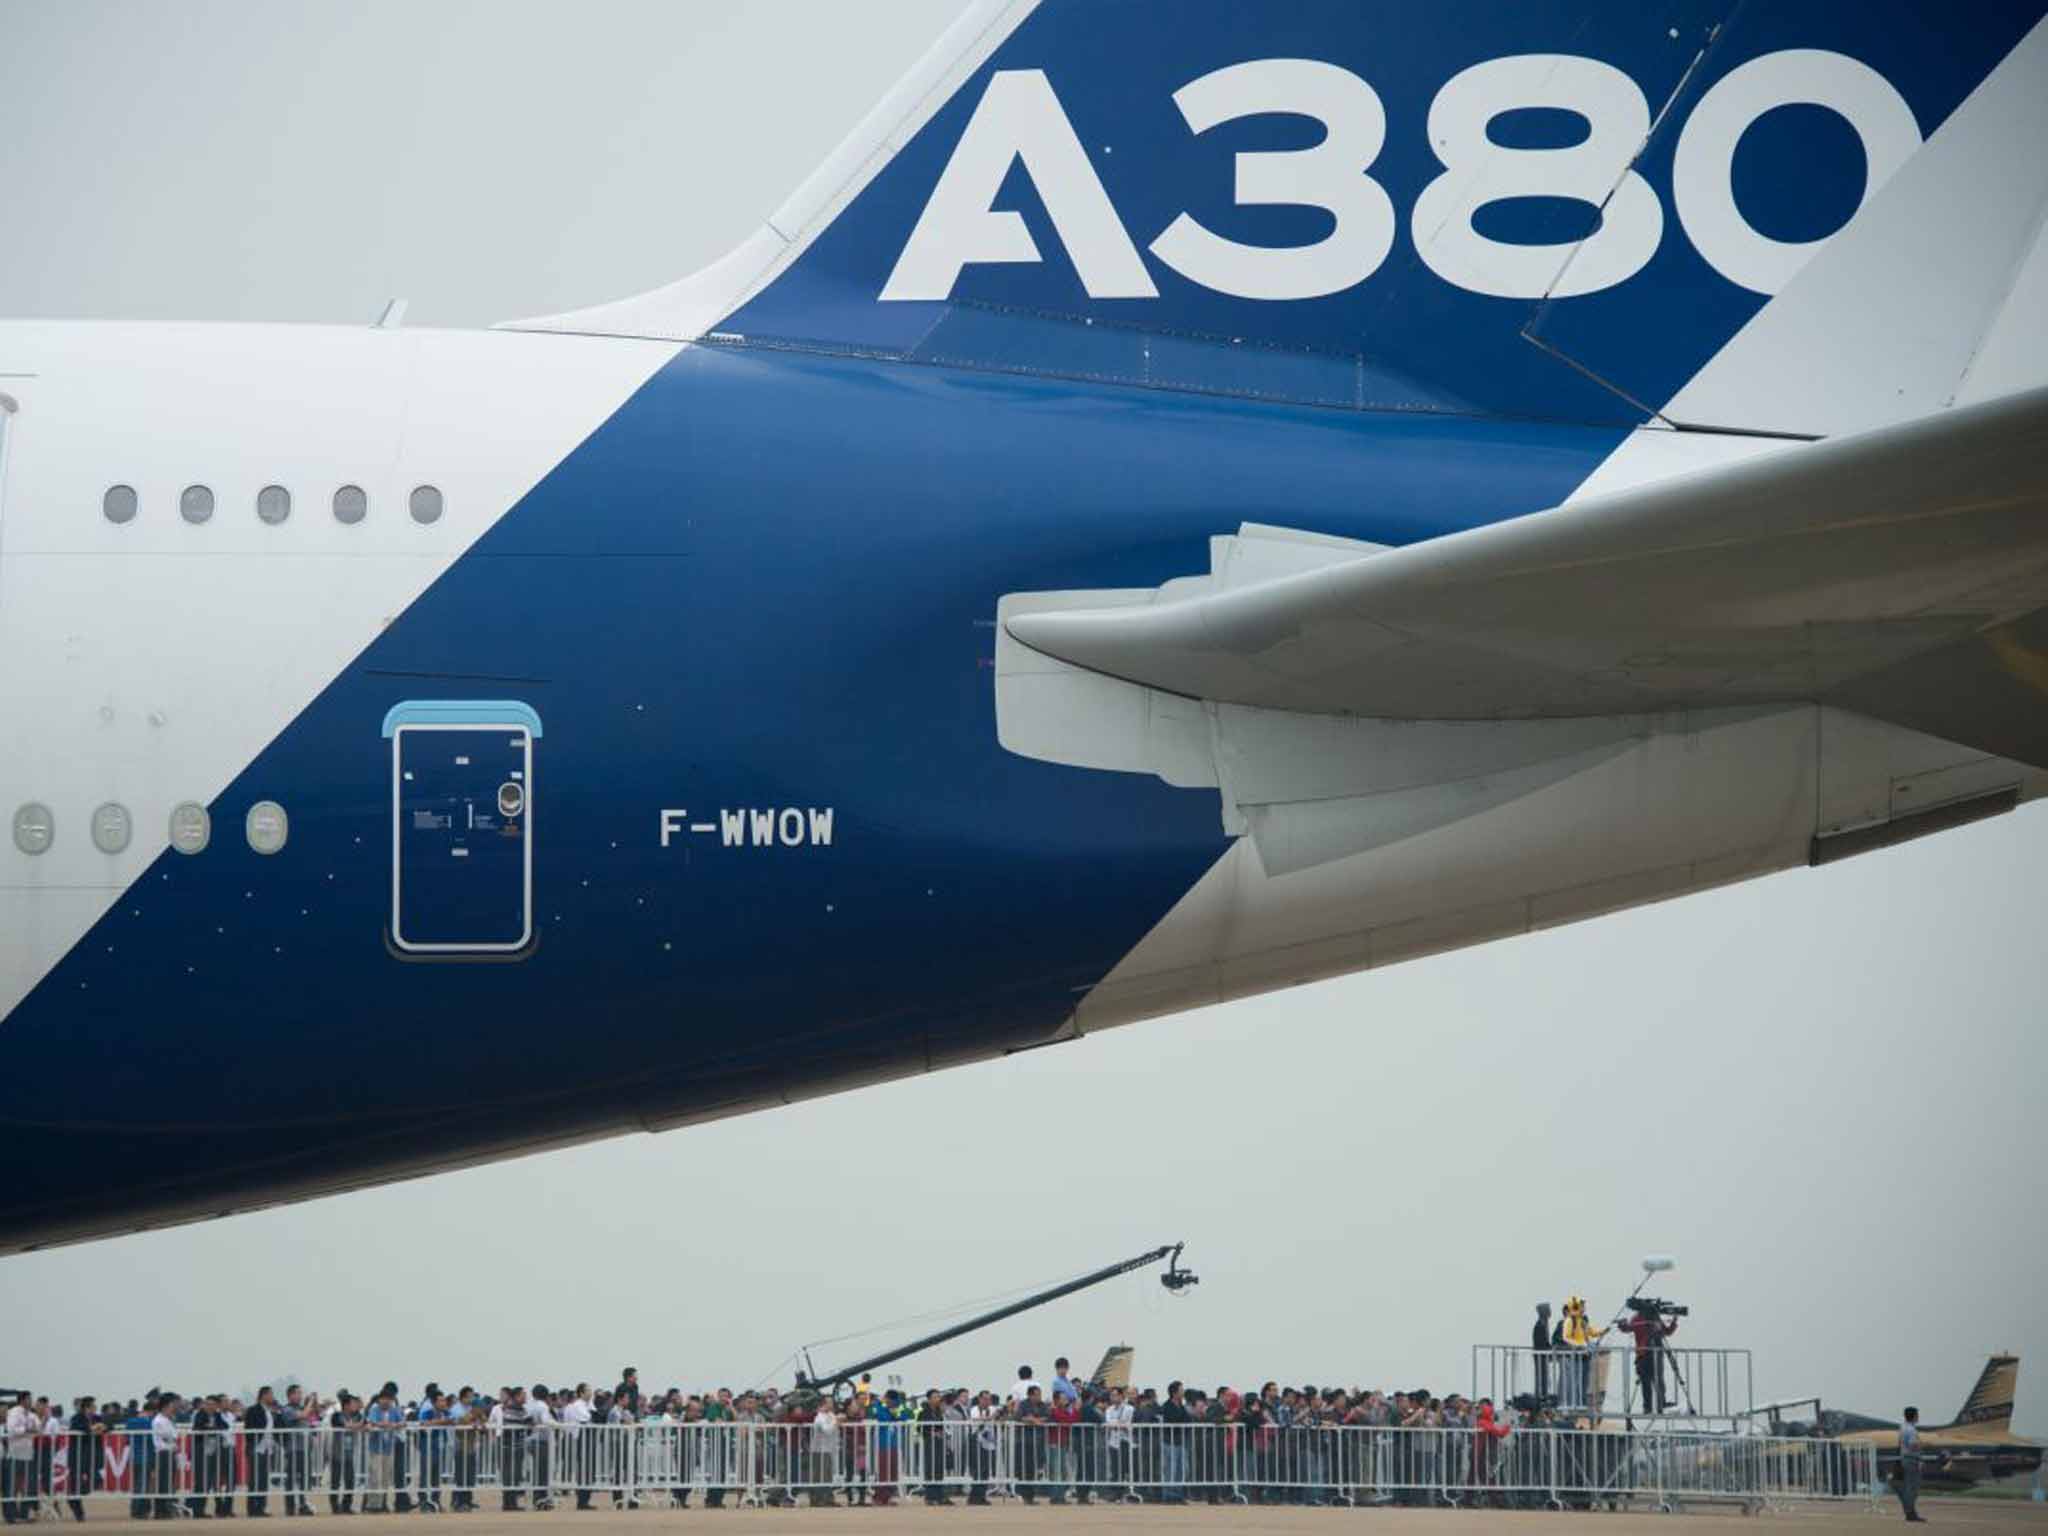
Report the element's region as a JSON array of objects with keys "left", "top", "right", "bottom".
[{"left": 1, "top": 0, "right": 2042, "bottom": 1435}]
